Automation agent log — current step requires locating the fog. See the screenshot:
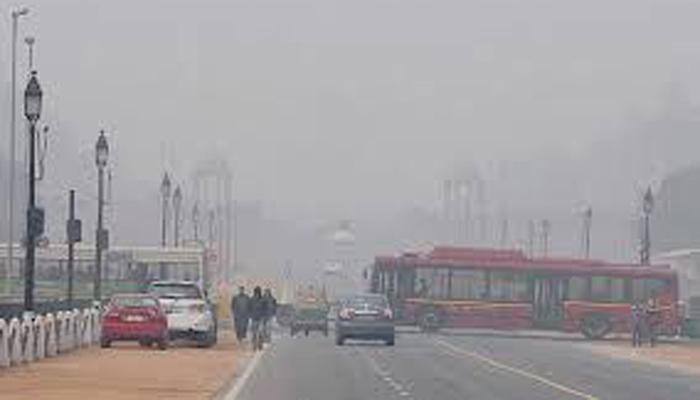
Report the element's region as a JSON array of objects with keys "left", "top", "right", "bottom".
[{"left": 3, "top": 0, "right": 700, "bottom": 275}]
